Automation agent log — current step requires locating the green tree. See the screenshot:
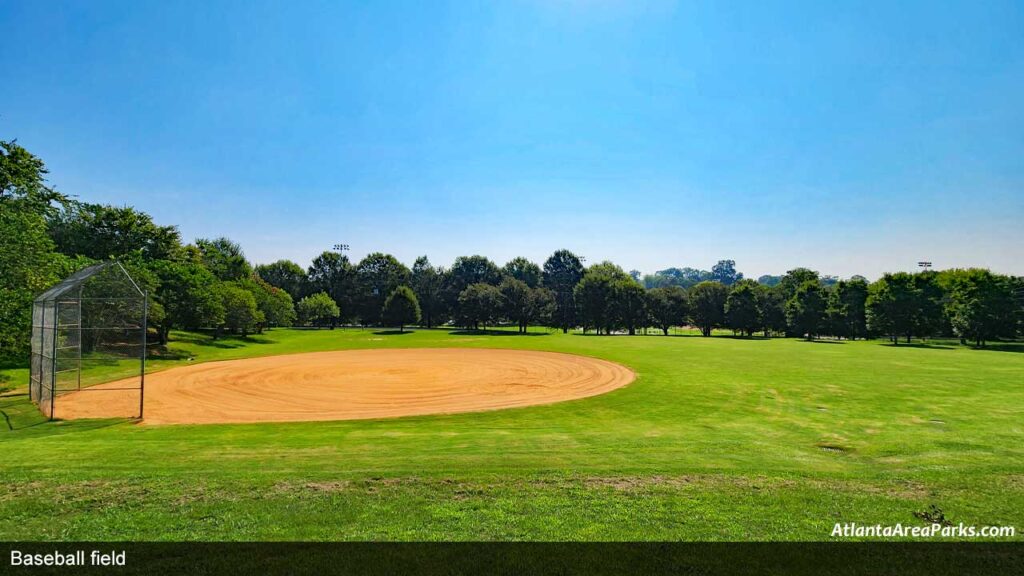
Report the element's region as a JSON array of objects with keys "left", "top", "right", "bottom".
[
  {"left": 868, "top": 270, "right": 925, "bottom": 342},
  {"left": 778, "top": 268, "right": 820, "bottom": 300},
  {"left": 0, "top": 208, "right": 80, "bottom": 361},
  {"left": 382, "top": 286, "right": 421, "bottom": 332},
  {"left": 48, "top": 202, "right": 181, "bottom": 260},
  {"left": 615, "top": 278, "right": 647, "bottom": 336},
  {"left": 218, "top": 283, "right": 261, "bottom": 336},
  {"left": 645, "top": 286, "right": 688, "bottom": 335},
  {"left": 945, "top": 269, "right": 1017, "bottom": 347},
  {"left": 255, "top": 260, "right": 308, "bottom": 302},
  {"left": 0, "top": 141, "right": 73, "bottom": 362},
  {"left": 574, "top": 262, "right": 630, "bottom": 334},
  {"left": 829, "top": 277, "right": 869, "bottom": 339},
  {"left": 786, "top": 280, "right": 826, "bottom": 340},
  {"left": 710, "top": 259, "right": 743, "bottom": 285},
  {"left": 148, "top": 259, "right": 225, "bottom": 343},
  {"left": 542, "top": 249, "right": 585, "bottom": 333},
  {"left": 457, "top": 283, "right": 504, "bottom": 330},
  {"left": 759, "top": 286, "right": 788, "bottom": 337},
  {"left": 725, "top": 280, "right": 762, "bottom": 336},
  {"left": 499, "top": 277, "right": 532, "bottom": 333},
  {"left": 355, "top": 253, "right": 411, "bottom": 325},
  {"left": 196, "top": 237, "right": 252, "bottom": 281},
  {"left": 1, "top": 140, "right": 67, "bottom": 211},
  {"left": 296, "top": 292, "right": 341, "bottom": 328},
  {"left": 530, "top": 287, "right": 556, "bottom": 329},
  {"left": 688, "top": 281, "right": 729, "bottom": 337},
  {"left": 307, "top": 251, "right": 356, "bottom": 325},
  {"left": 239, "top": 276, "right": 296, "bottom": 331},
  {"left": 913, "top": 271, "right": 946, "bottom": 338},
  {"left": 502, "top": 257, "right": 542, "bottom": 288},
  {"left": 411, "top": 256, "right": 446, "bottom": 328}
]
